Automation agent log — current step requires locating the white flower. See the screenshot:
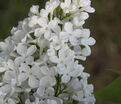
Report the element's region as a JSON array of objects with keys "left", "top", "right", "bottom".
[
  {"left": 61, "top": 0, "right": 77, "bottom": 13},
  {"left": 60, "top": 62, "right": 84, "bottom": 83},
  {"left": 60, "top": 22, "right": 82, "bottom": 46},
  {"left": 0, "top": 79, "right": 22, "bottom": 100},
  {"left": 72, "top": 12, "right": 89, "bottom": 27},
  {"left": 25, "top": 98, "right": 41, "bottom": 104},
  {"left": 80, "top": 28, "right": 90, "bottom": 38},
  {"left": 0, "top": 0, "right": 96, "bottom": 103},
  {"left": 81, "top": 37, "right": 96, "bottom": 46},
  {"left": 37, "top": 38, "right": 49, "bottom": 54},
  {"left": 0, "top": 91, "right": 6, "bottom": 104},
  {"left": 72, "top": 0, "right": 95, "bottom": 13},
  {"left": 0, "top": 59, "right": 15, "bottom": 74},
  {"left": 7, "top": 98, "right": 16, "bottom": 104},
  {"left": 30, "top": 5, "right": 39, "bottom": 15},
  {"left": 0, "top": 37, "right": 15, "bottom": 60},
  {"left": 37, "top": 87, "right": 54, "bottom": 98},
  {"left": 0, "top": 58, "right": 6, "bottom": 73},
  {"left": 79, "top": 0, "right": 95, "bottom": 13},
  {"left": 72, "top": 0, "right": 80, "bottom": 7},
  {"left": 72, "top": 78, "right": 96, "bottom": 103},
  {"left": 80, "top": 12, "right": 89, "bottom": 20},
  {"left": 40, "top": 9, "right": 49, "bottom": 18},
  {"left": 45, "top": 0, "right": 60, "bottom": 15},
  {"left": 2, "top": 60, "right": 17, "bottom": 84},
  {"left": 72, "top": 16, "right": 85, "bottom": 27},
  {"left": 83, "top": 6, "right": 95, "bottom": 13},
  {"left": 47, "top": 48, "right": 55, "bottom": 57},
  {"left": 74, "top": 45, "right": 87, "bottom": 61},
  {"left": 79, "top": 0, "right": 91, "bottom": 7},
  {"left": 50, "top": 48, "right": 74, "bottom": 68},
  {"left": 16, "top": 44, "right": 36, "bottom": 57},
  {"left": 50, "top": 35, "right": 65, "bottom": 50},
  {"left": 15, "top": 43, "right": 37, "bottom": 65},
  {"left": 28, "top": 16, "right": 39, "bottom": 28},
  {"left": 47, "top": 99, "right": 57, "bottom": 104},
  {"left": 40, "top": 66, "right": 56, "bottom": 86},
  {"left": 36, "top": 17, "right": 59, "bottom": 39},
  {"left": 0, "top": 84, "right": 11, "bottom": 96},
  {"left": 11, "top": 19, "right": 30, "bottom": 43},
  {"left": 25, "top": 99, "right": 33, "bottom": 104},
  {"left": 18, "top": 63, "right": 40, "bottom": 88},
  {"left": 73, "top": 29, "right": 96, "bottom": 58},
  {"left": 80, "top": 32, "right": 96, "bottom": 56}
]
